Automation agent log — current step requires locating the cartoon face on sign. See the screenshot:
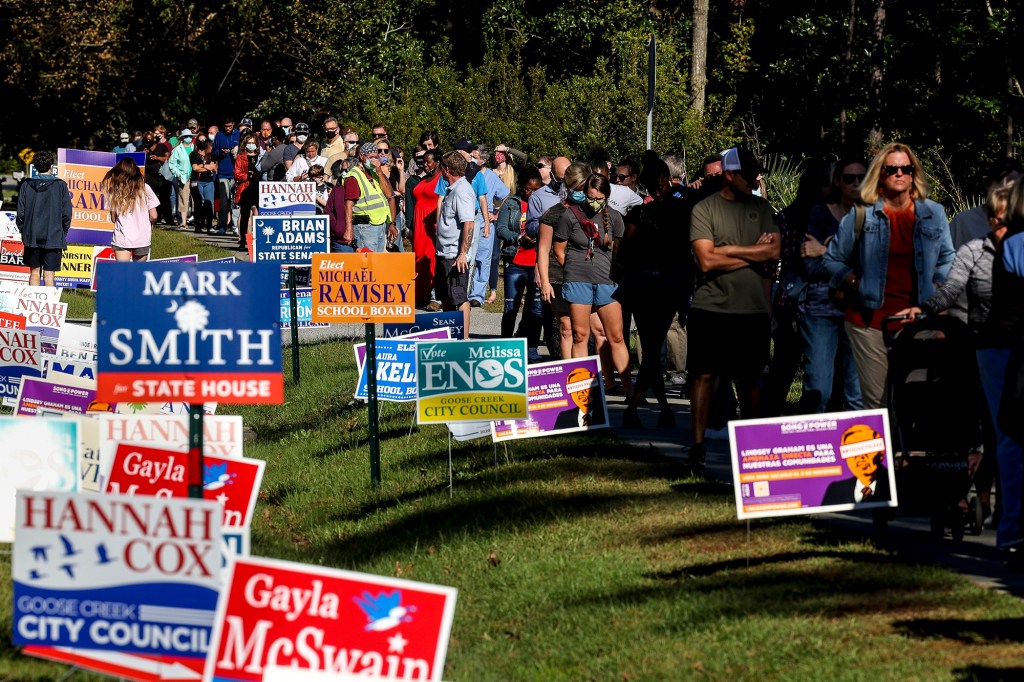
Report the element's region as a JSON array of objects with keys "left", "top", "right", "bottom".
[{"left": 840, "top": 423, "right": 885, "bottom": 487}]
